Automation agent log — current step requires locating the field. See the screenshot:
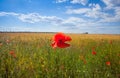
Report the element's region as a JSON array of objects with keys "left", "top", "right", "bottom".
[{"left": 0, "top": 33, "right": 120, "bottom": 78}]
